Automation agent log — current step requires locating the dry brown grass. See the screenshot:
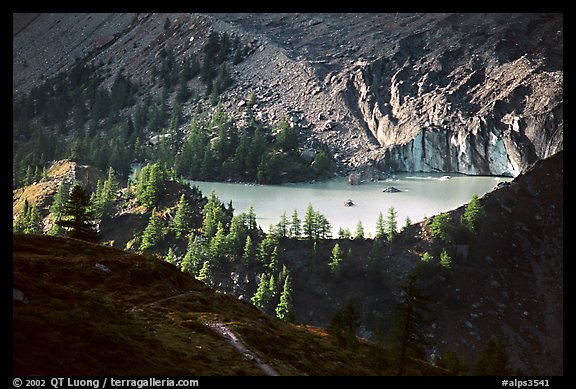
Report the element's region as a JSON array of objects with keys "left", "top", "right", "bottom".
[{"left": 13, "top": 234, "right": 403, "bottom": 376}]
